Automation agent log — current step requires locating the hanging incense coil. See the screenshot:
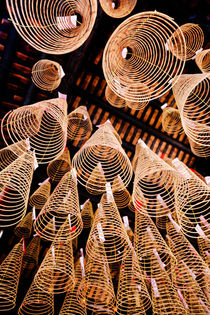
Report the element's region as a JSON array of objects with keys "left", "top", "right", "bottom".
[
  {"left": 47, "top": 147, "right": 71, "bottom": 182},
  {"left": 0, "top": 140, "right": 27, "bottom": 171},
  {"left": 128, "top": 199, "right": 135, "bottom": 212},
  {"left": 0, "top": 240, "right": 24, "bottom": 311},
  {"left": 72, "top": 121, "right": 132, "bottom": 194},
  {"left": 32, "top": 59, "right": 62, "bottom": 91},
  {"left": 172, "top": 73, "right": 210, "bottom": 157},
  {"left": 162, "top": 107, "right": 183, "bottom": 135},
  {"left": 105, "top": 85, "right": 126, "bottom": 108},
  {"left": 132, "top": 142, "right": 141, "bottom": 173},
  {"left": 86, "top": 163, "right": 107, "bottom": 195},
  {"left": 22, "top": 236, "right": 41, "bottom": 270},
  {"left": 14, "top": 212, "right": 33, "bottom": 238},
  {"left": 198, "top": 237, "right": 210, "bottom": 266},
  {"left": 67, "top": 106, "right": 92, "bottom": 141},
  {"left": 195, "top": 49, "right": 210, "bottom": 73},
  {"left": 29, "top": 179, "right": 51, "bottom": 210},
  {"left": 86, "top": 192, "right": 132, "bottom": 263},
  {"left": 34, "top": 170, "right": 83, "bottom": 242},
  {"left": 81, "top": 199, "right": 94, "bottom": 228},
  {"left": 6, "top": 0, "right": 97, "bottom": 55},
  {"left": 168, "top": 23, "right": 204, "bottom": 60},
  {"left": 0, "top": 151, "right": 34, "bottom": 228},
  {"left": 103, "top": 11, "right": 186, "bottom": 103},
  {"left": 1, "top": 98, "right": 67, "bottom": 164},
  {"left": 99, "top": 0, "right": 136, "bottom": 18},
  {"left": 112, "top": 175, "right": 131, "bottom": 209}
]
